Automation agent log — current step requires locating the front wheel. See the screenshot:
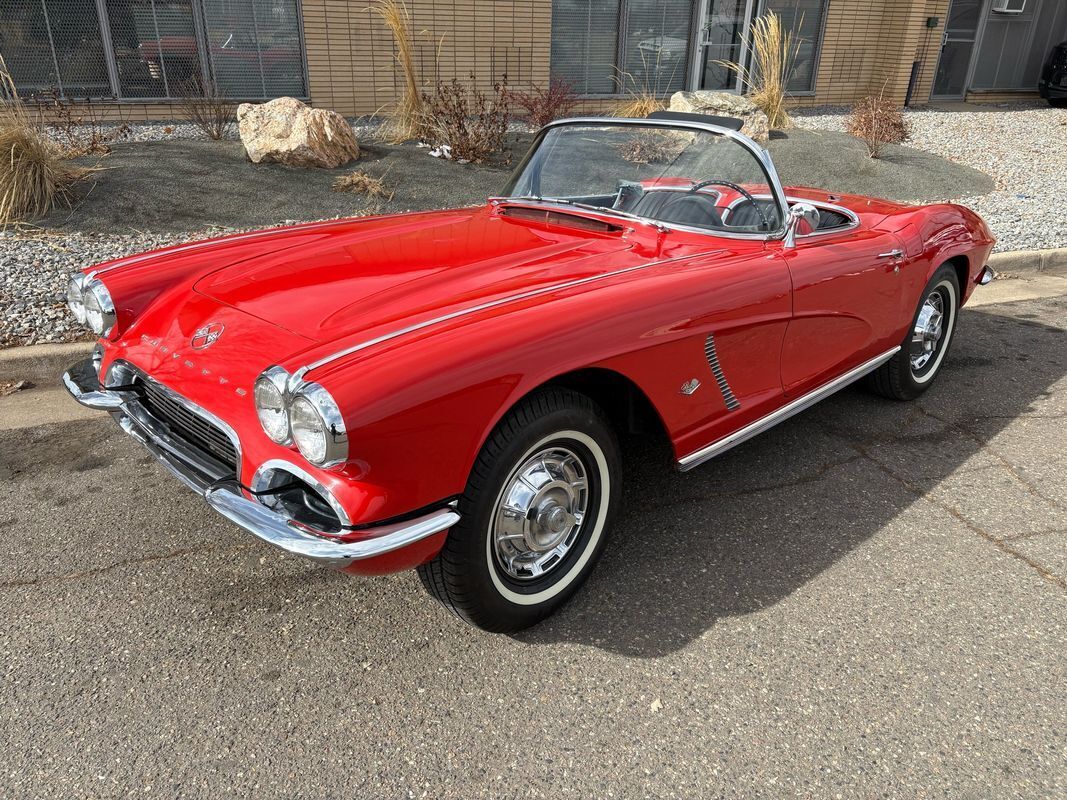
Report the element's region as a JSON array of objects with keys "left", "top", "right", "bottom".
[
  {"left": 418, "top": 388, "right": 621, "bottom": 632},
  {"left": 867, "top": 263, "right": 960, "bottom": 400}
]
